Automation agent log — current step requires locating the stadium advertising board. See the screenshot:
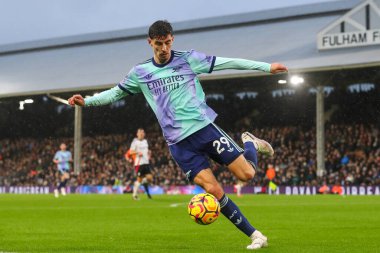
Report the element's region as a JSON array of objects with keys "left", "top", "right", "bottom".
[
  {"left": 0, "top": 186, "right": 379, "bottom": 195},
  {"left": 318, "top": 0, "right": 380, "bottom": 50}
]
